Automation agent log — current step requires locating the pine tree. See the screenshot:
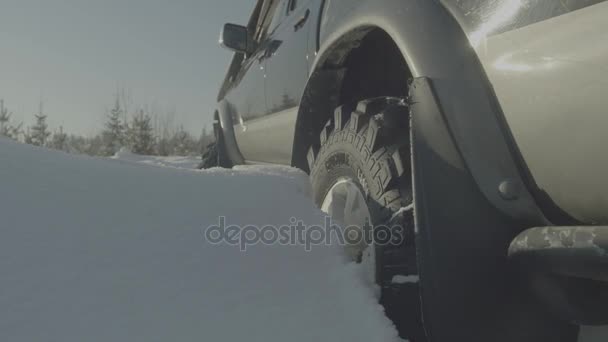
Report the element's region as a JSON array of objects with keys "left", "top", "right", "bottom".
[
  {"left": 199, "top": 126, "right": 213, "bottom": 151},
  {"left": 0, "top": 100, "right": 10, "bottom": 135},
  {"left": 271, "top": 92, "right": 297, "bottom": 112},
  {"left": 50, "top": 126, "right": 68, "bottom": 151},
  {"left": 156, "top": 135, "right": 171, "bottom": 156},
  {"left": 128, "top": 109, "right": 155, "bottom": 155},
  {"left": 7, "top": 124, "right": 22, "bottom": 140},
  {"left": 0, "top": 100, "right": 21, "bottom": 140},
  {"left": 101, "top": 98, "right": 125, "bottom": 156},
  {"left": 29, "top": 105, "right": 51, "bottom": 147},
  {"left": 85, "top": 134, "right": 103, "bottom": 156},
  {"left": 23, "top": 128, "right": 33, "bottom": 145},
  {"left": 67, "top": 134, "right": 87, "bottom": 155},
  {"left": 172, "top": 126, "right": 193, "bottom": 156}
]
